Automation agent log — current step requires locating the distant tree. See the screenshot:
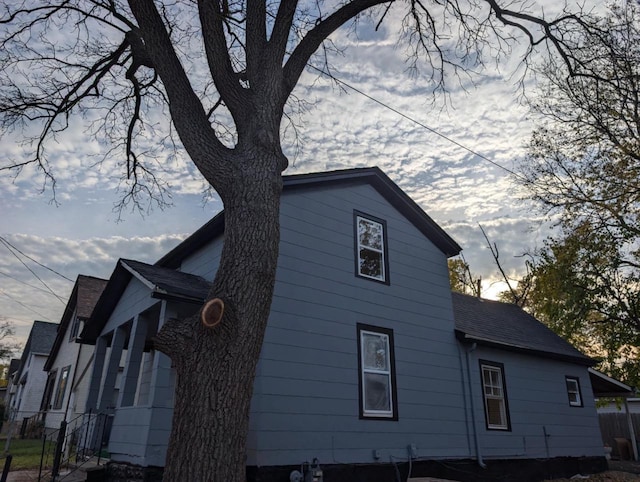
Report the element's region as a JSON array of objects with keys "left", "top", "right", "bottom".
[
  {"left": 0, "top": 318, "right": 20, "bottom": 363},
  {"left": 523, "top": 225, "right": 640, "bottom": 387},
  {"left": 0, "top": 0, "right": 600, "bottom": 479},
  {"left": 518, "top": 2, "right": 640, "bottom": 386},
  {"left": 448, "top": 257, "right": 480, "bottom": 297}
]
